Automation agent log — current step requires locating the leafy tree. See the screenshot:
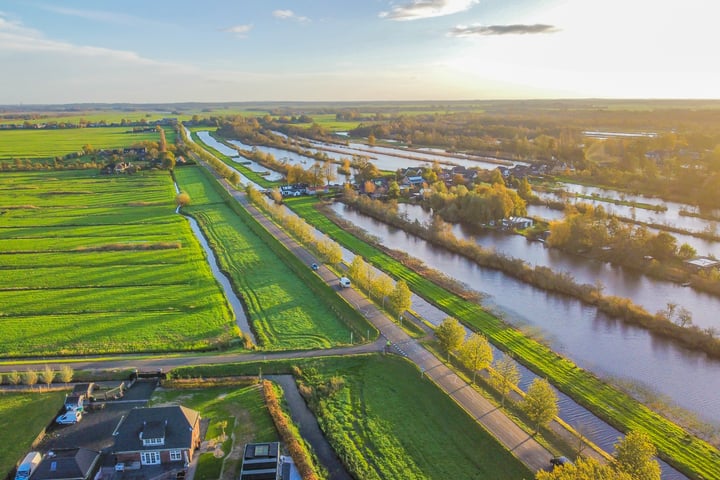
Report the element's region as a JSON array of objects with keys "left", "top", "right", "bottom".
[
  {"left": 388, "top": 280, "right": 412, "bottom": 316},
  {"left": 369, "top": 273, "right": 394, "bottom": 307},
  {"left": 388, "top": 180, "right": 401, "bottom": 198},
  {"left": 536, "top": 457, "right": 632, "bottom": 480},
  {"left": 521, "top": 378, "right": 558, "bottom": 434},
  {"left": 613, "top": 430, "right": 661, "bottom": 480},
  {"left": 490, "top": 355, "right": 520, "bottom": 407},
  {"left": 347, "top": 256, "right": 370, "bottom": 288},
  {"left": 59, "top": 365, "right": 74, "bottom": 384},
  {"left": 458, "top": 333, "right": 493, "bottom": 384},
  {"left": 229, "top": 171, "right": 241, "bottom": 186},
  {"left": 40, "top": 365, "right": 55, "bottom": 389},
  {"left": 7, "top": 370, "right": 20, "bottom": 385},
  {"left": 22, "top": 369, "right": 38, "bottom": 389},
  {"left": 435, "top": 317, "right": 465, "bottom": 363},
  {"left": 678, "top": 242, "right": 697, "bottom": 259},
  {"left": 161, "top": 150, "right": 176, "bottom": 170},
  {"left": 175, "top": 192, "right": 191, "bottom": 207}
]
